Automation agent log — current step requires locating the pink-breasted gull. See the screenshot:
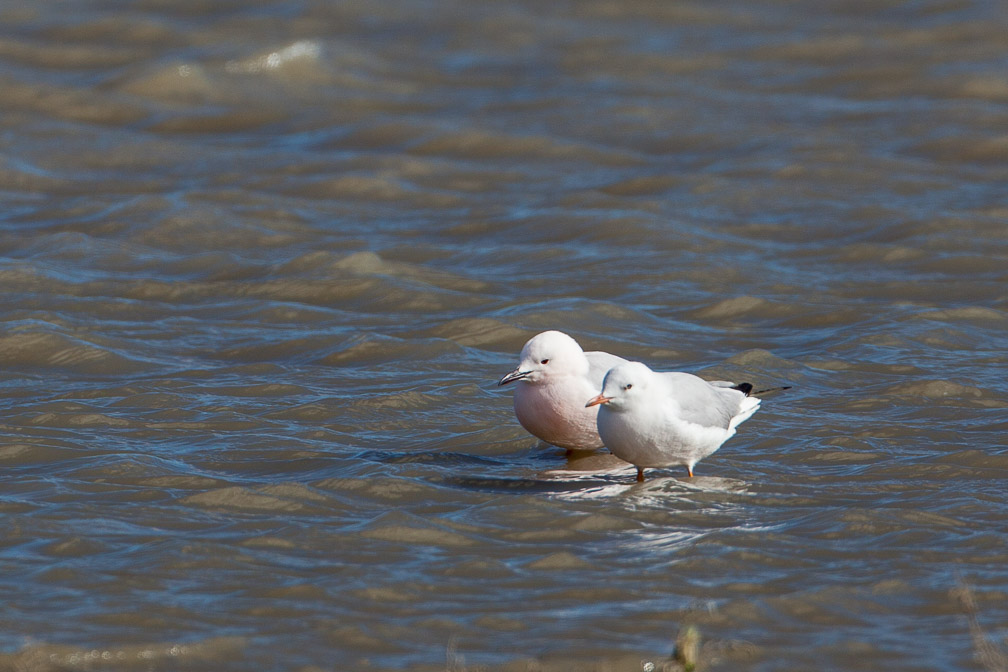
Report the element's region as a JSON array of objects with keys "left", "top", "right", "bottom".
[{"left": 498, "top": 331, "right": 626, "bottom": 452}]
